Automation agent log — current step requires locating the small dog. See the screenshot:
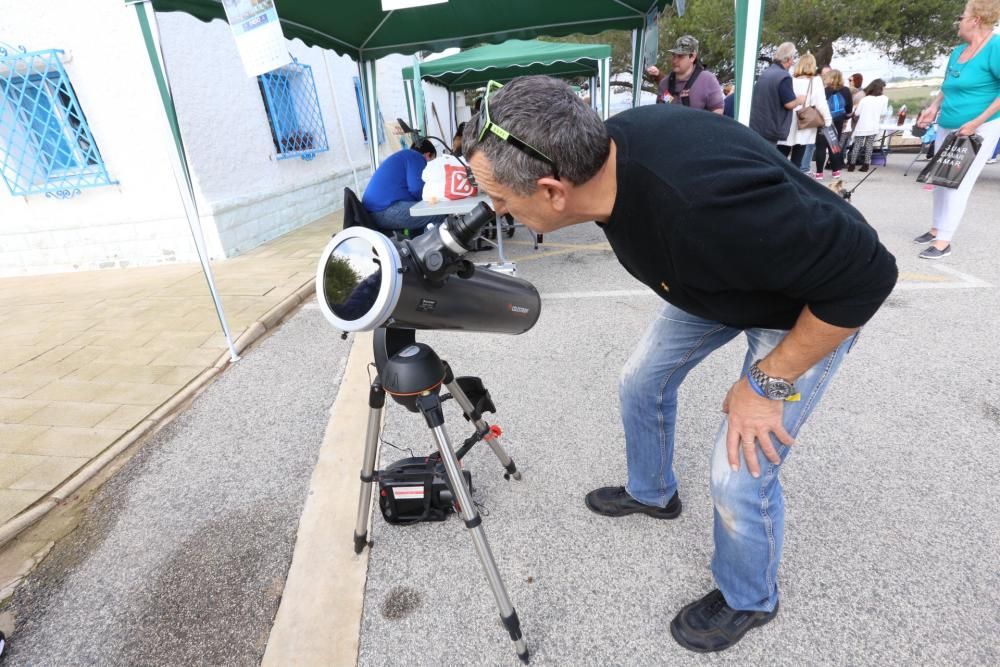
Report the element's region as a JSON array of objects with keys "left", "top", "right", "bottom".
[{"left": 827, "top": 179, "right": 847, "bottom": 198}]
